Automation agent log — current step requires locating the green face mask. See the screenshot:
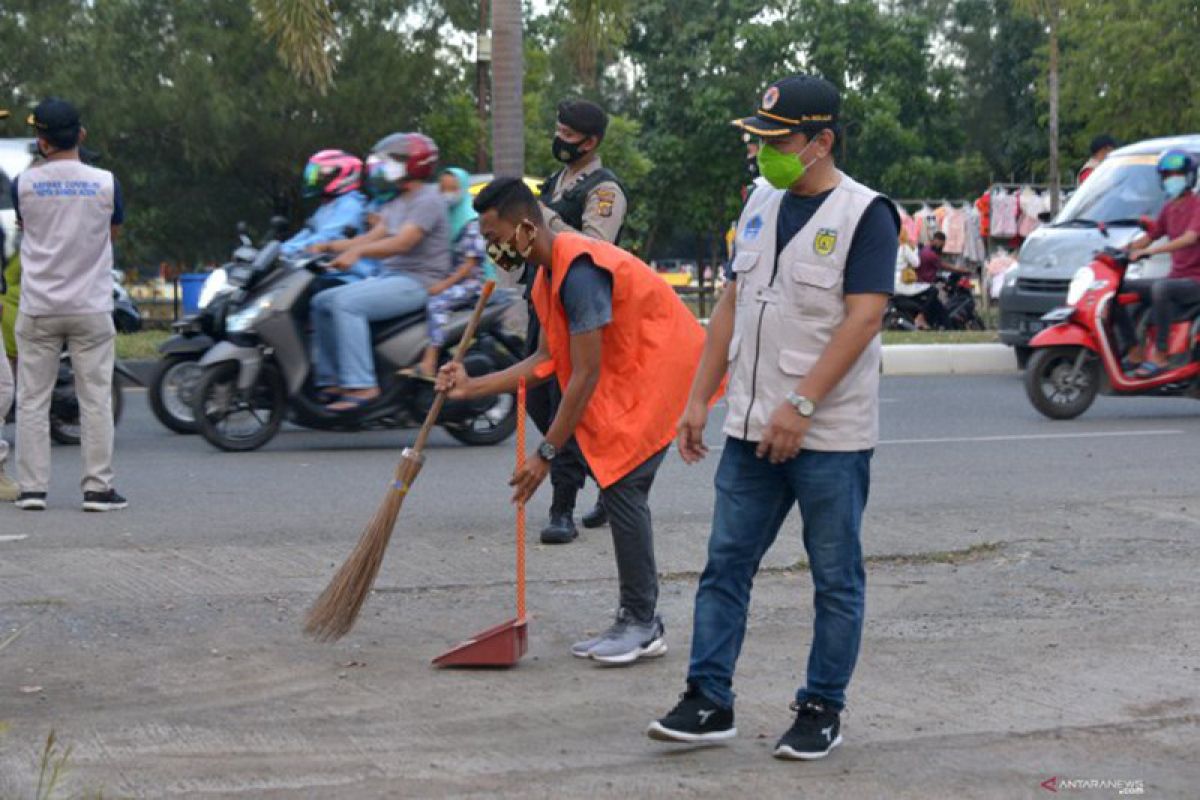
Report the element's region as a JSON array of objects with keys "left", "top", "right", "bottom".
[{"left": 757, "top": 141, "right": 816, "bottom": 190}]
